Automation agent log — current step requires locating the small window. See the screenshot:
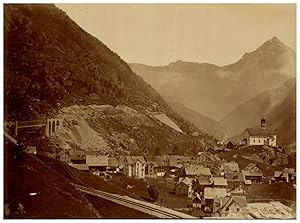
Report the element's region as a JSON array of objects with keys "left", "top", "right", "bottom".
[
  {"left": 253, "top": 139, "right": 255, "bottom": 143},
  {"left": 52, "top": 121, "right": 55, "bottom": 133},
  {"left": 258, "top": 140, "right": 260, "bottom": 143},
  {"left": 56, "top": 120, "right": 60, "bottom": 126}
]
